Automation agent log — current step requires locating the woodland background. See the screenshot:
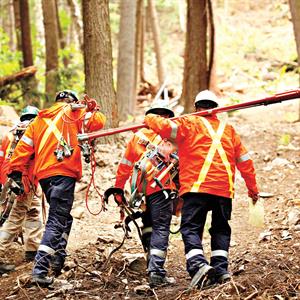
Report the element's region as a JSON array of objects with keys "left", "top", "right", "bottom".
[
  {"left": 1, "top": 1, "right": 300, "bottom": 299},
  {"left": 0, "top": 0, "right": 300, "bottom": 126}
]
